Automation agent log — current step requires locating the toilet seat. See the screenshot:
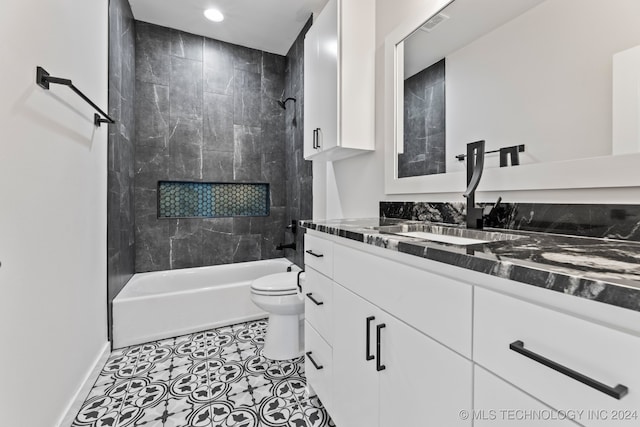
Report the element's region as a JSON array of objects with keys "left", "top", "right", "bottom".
[{"left": 250, "top": 272, "right": 298, "bottom": 296}]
